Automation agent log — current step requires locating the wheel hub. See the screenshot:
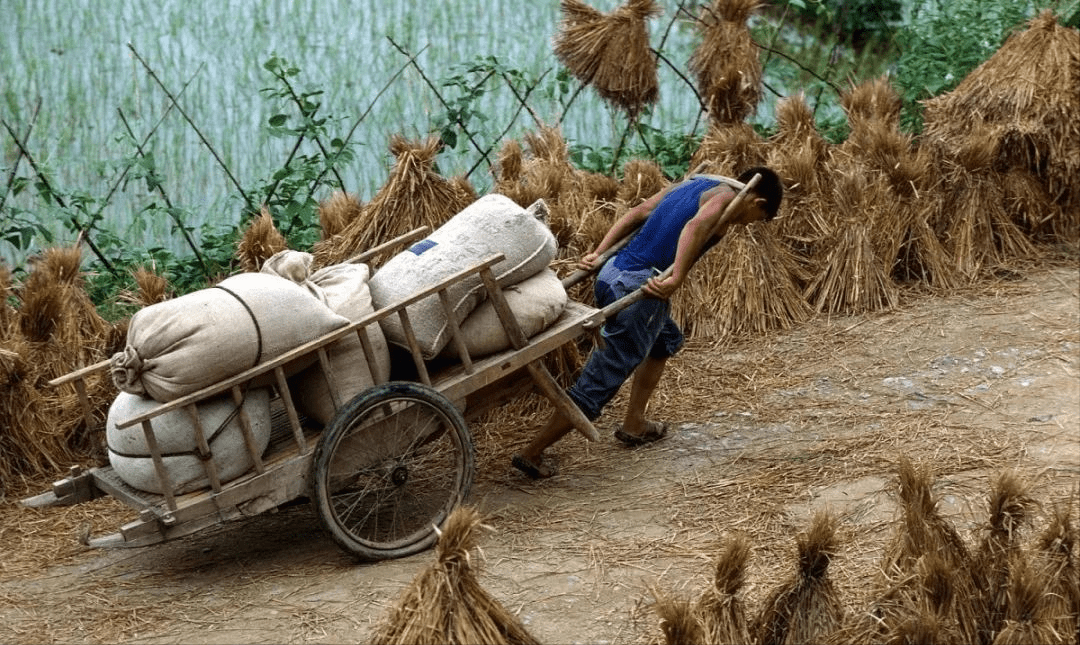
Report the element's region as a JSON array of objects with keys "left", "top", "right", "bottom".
[{"left": 390, "top": 465, "right": 409, "bottom": 486}]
